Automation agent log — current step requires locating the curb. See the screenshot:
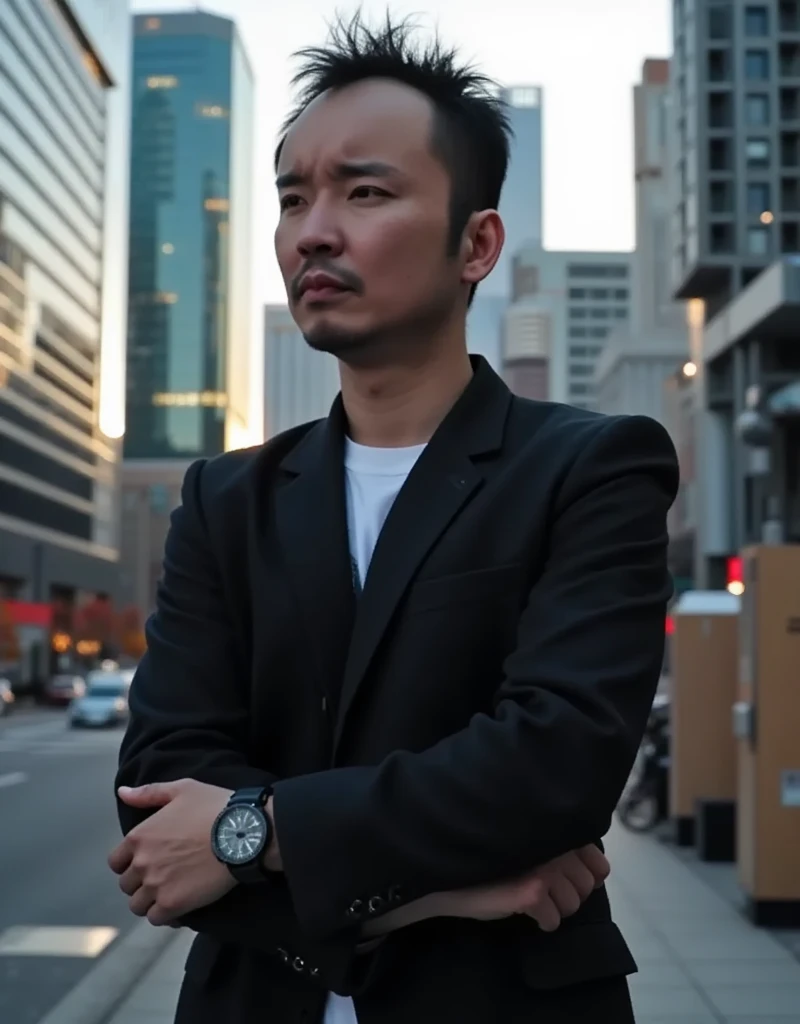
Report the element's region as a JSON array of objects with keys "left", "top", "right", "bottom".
[{"left": 36, "top": 920, "right": 181, "bottom": 1024}]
